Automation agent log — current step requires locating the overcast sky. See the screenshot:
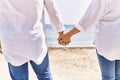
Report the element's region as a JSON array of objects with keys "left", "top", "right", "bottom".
[{"left": 45, "top": 0, "right": 92, "bottom": 24}]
